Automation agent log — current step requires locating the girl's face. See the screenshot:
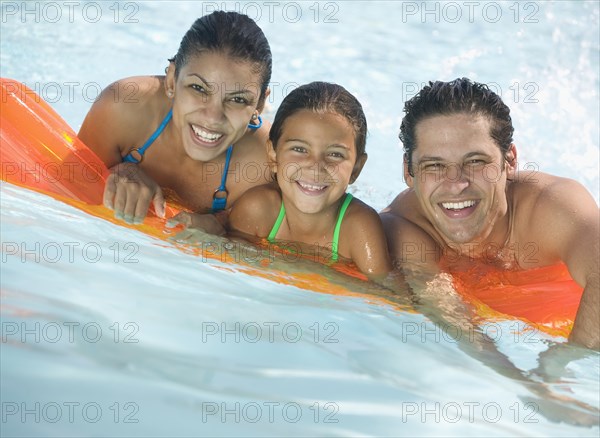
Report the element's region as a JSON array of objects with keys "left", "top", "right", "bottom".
[
  {"left": 269, "top": 110, "right": 367, "bottom": 215},
  {"left": 166, "top": 50, "right": 262, "bottom": 161}
]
